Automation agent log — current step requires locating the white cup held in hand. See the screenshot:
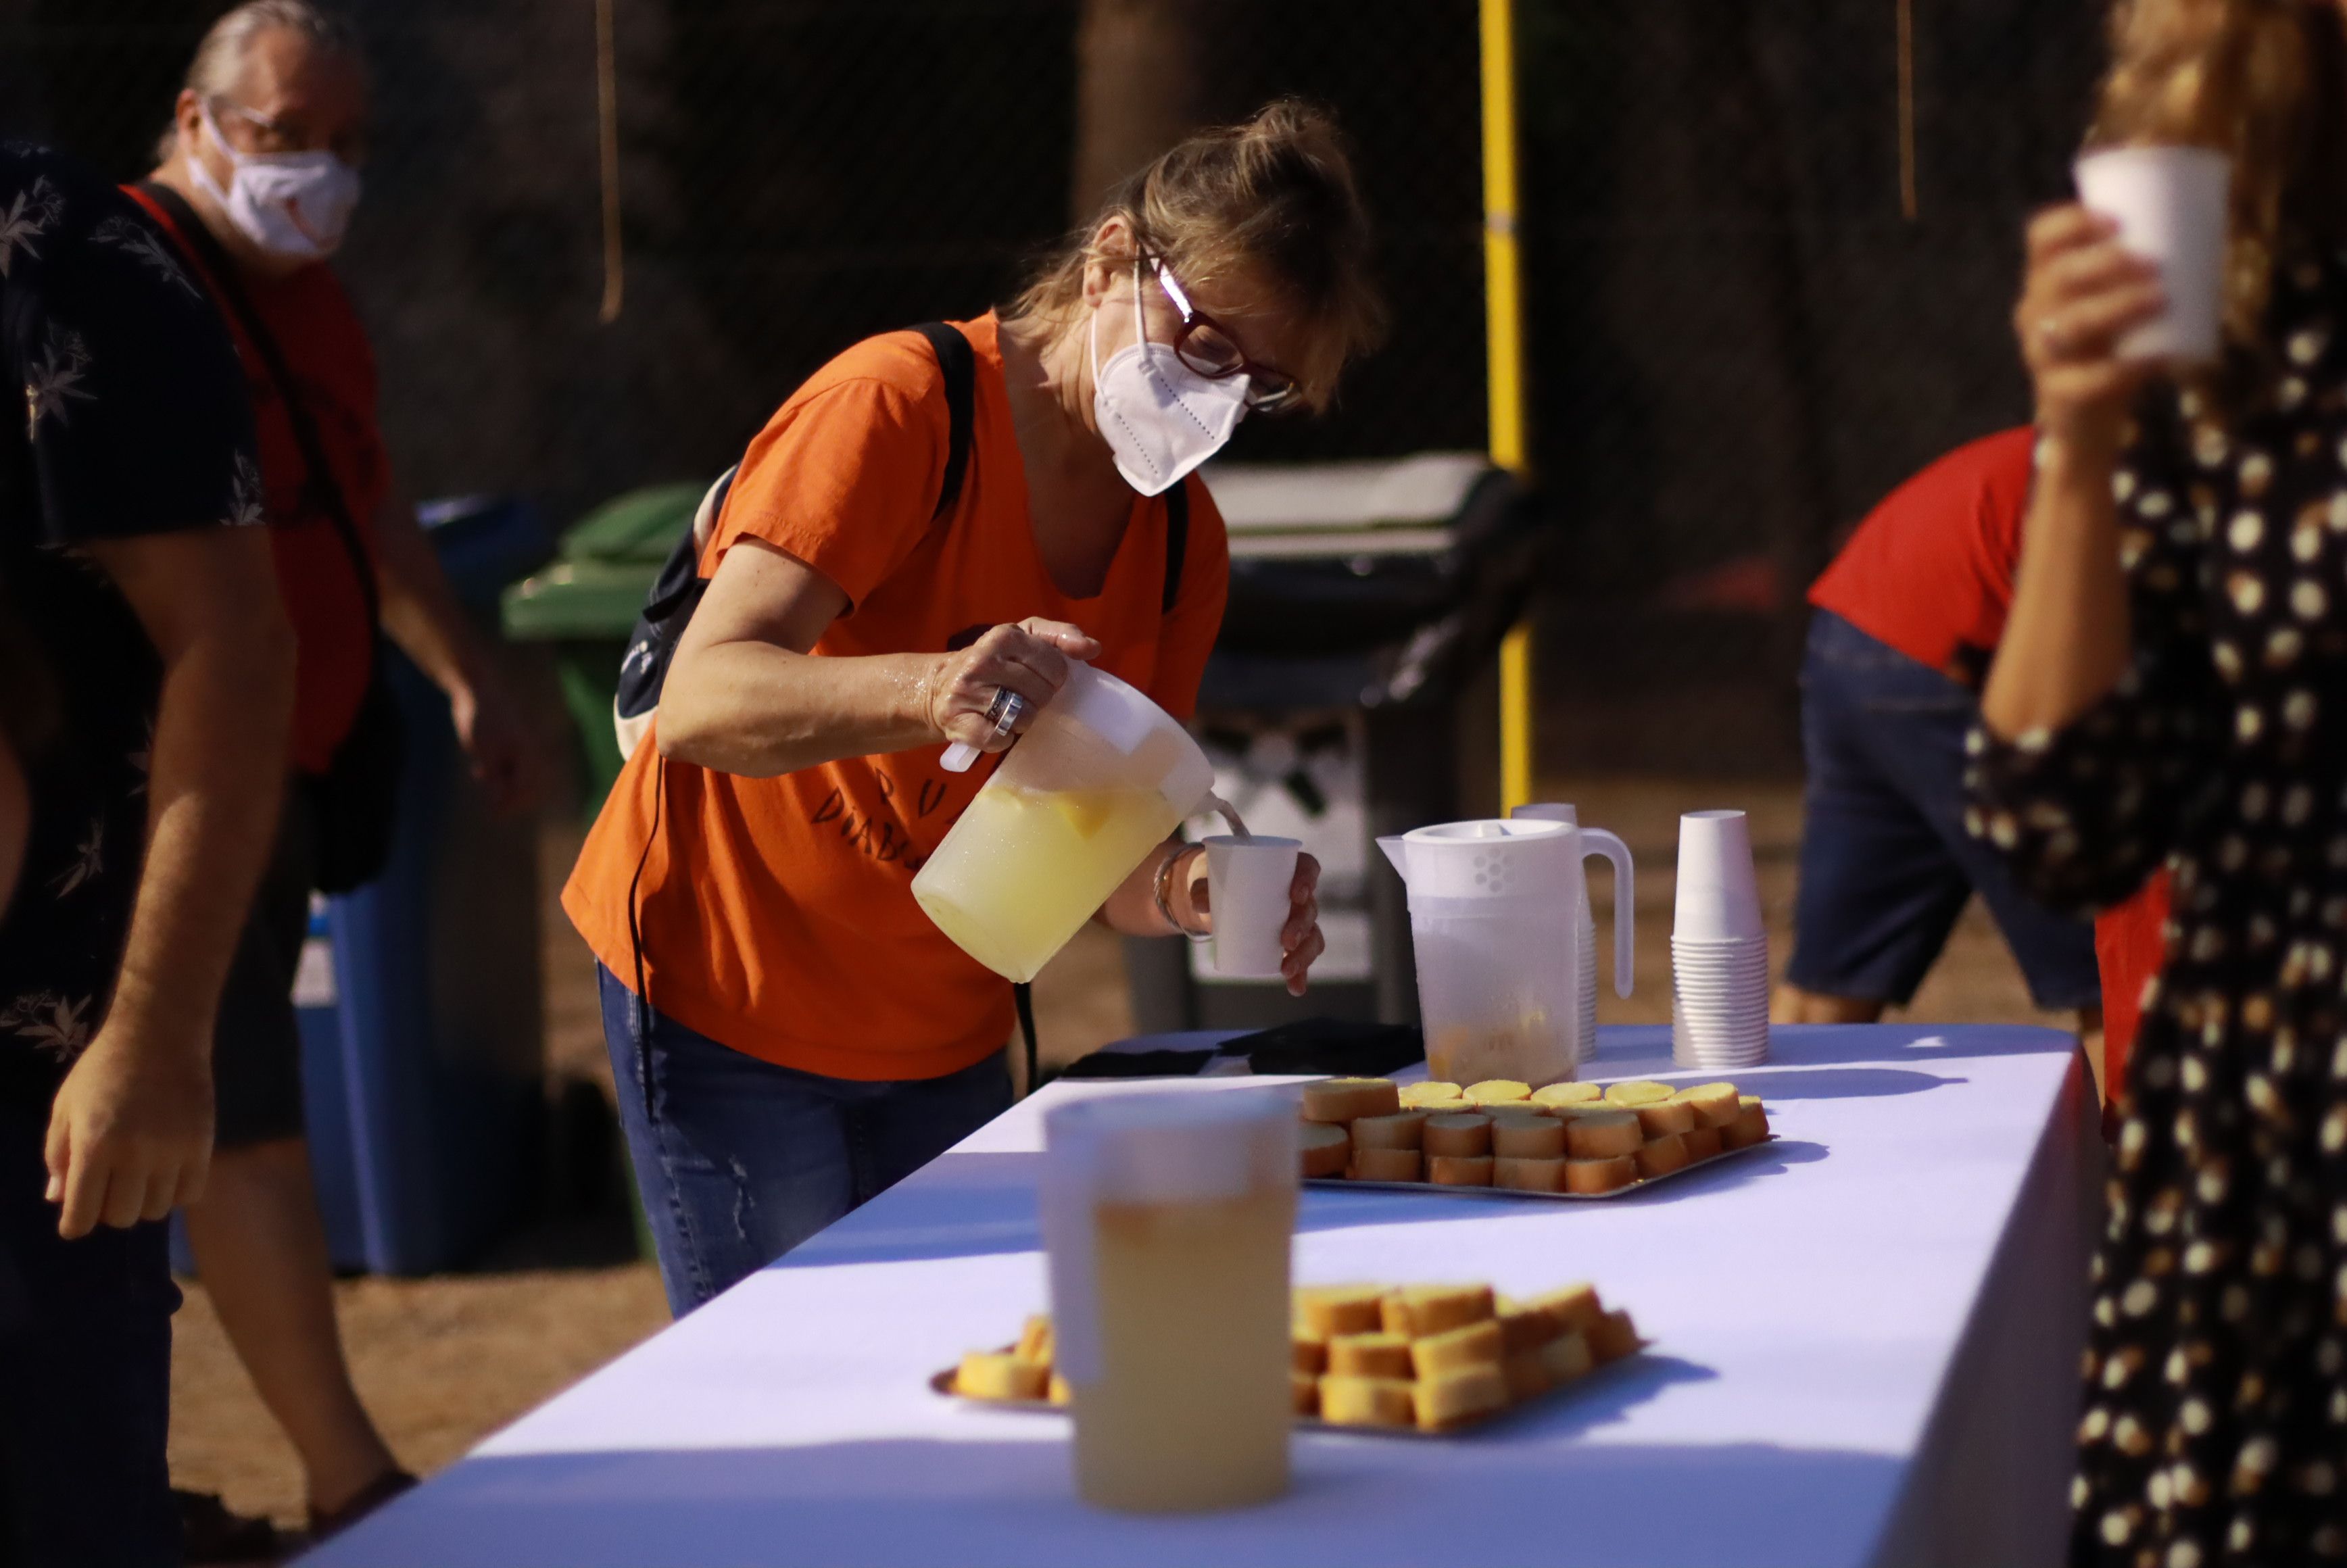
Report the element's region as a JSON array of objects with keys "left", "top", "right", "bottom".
[
  {"left": 1203, "top": 835, "right": 1301, "bottom": 979},
  {"left": 1674, "top": 810, "right": 1764, "bottom": 941},
  {"left": 2073, "top": 145, "right": 2231, "bottom": 365}
]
